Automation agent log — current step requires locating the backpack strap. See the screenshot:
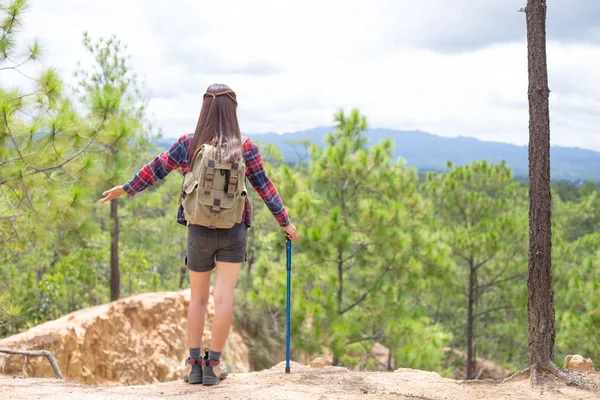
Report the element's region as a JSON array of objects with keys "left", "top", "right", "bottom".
[
  {"left": 224, "top": 136, "right": 248, "bottom": 197},
  {"left": 226, "top": 161, "right": 240, "bottom": 197},
  {"left": 205, "top": 158, "right": 216, "bottom": 190}
]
